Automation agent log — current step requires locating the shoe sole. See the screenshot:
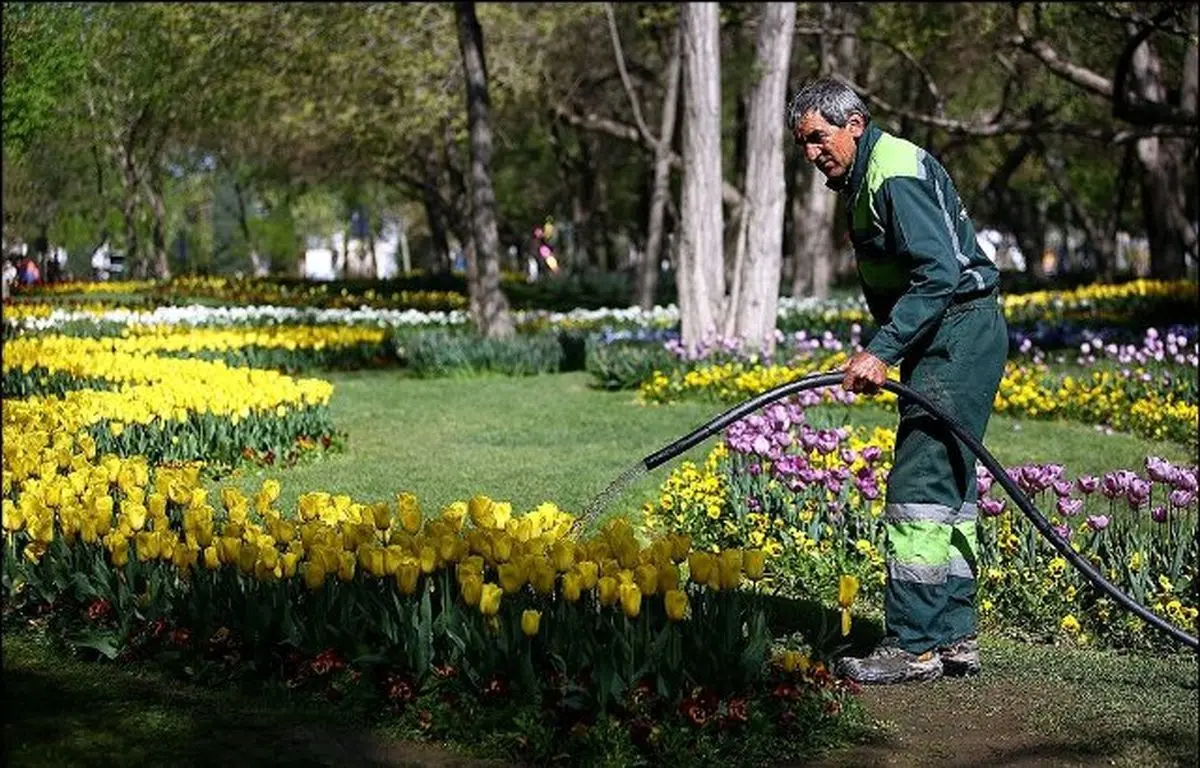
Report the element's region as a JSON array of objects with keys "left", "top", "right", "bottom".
[
  {"left": 941, "top": 654, "right": 981, "bottom": 677},
  {"left": 834, "top": 657, "right": 944, "bottom": 685}
]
